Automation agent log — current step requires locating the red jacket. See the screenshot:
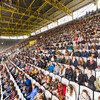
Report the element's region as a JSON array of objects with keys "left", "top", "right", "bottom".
[
  {"left": 74, "top": 38, "right": 78, "bottom": 41},
  {"left": 57, "top": 85, "right": 66, "bottom": 96}
]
